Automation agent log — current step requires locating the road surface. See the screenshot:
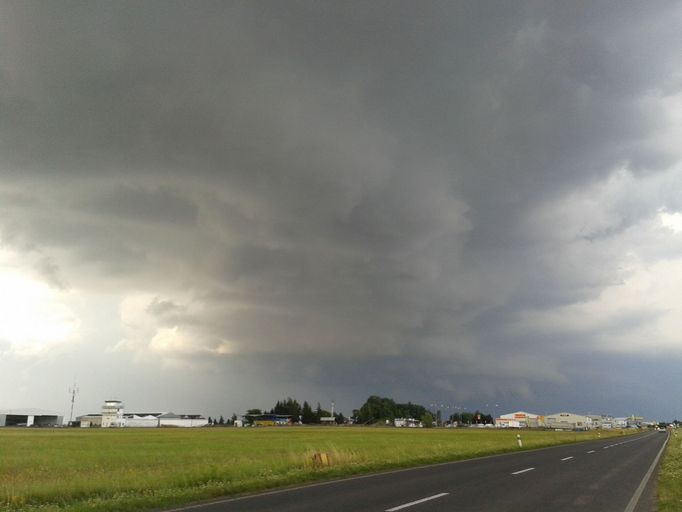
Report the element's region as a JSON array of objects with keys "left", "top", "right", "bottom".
[{"left": 166, "top": 431, "right": 668, "bottom": 512}]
